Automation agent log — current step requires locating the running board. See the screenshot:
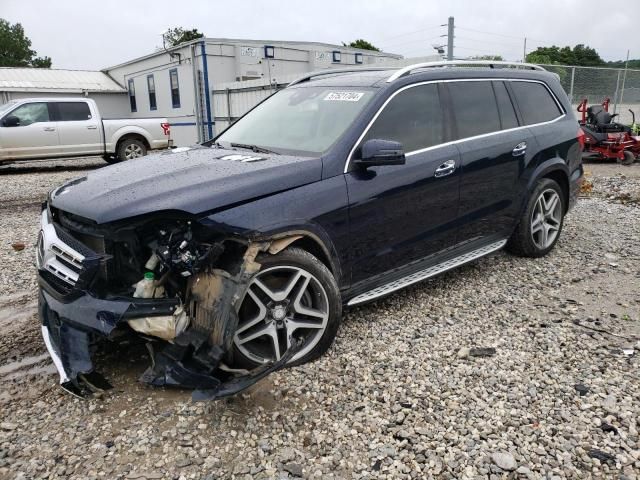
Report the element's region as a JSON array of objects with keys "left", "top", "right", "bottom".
[{"left": 347, "top": 239, "right": 508, "bottom": 306}]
